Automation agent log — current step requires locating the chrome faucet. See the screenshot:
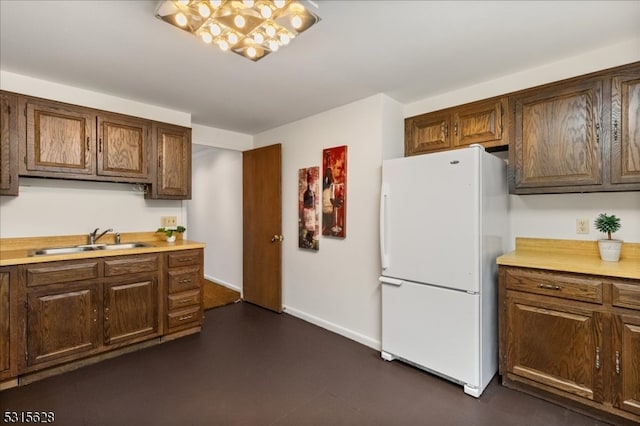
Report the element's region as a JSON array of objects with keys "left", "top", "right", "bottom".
[{"left": 89, "top": 228, "right": 113, "bottom": 245}]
